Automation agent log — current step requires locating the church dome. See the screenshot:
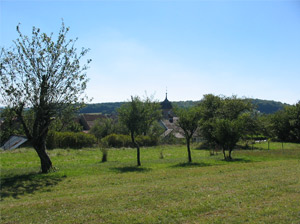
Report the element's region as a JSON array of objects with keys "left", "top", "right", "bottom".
[{"left": 160, "top": 93, "right": 172, "bottom": 110}]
